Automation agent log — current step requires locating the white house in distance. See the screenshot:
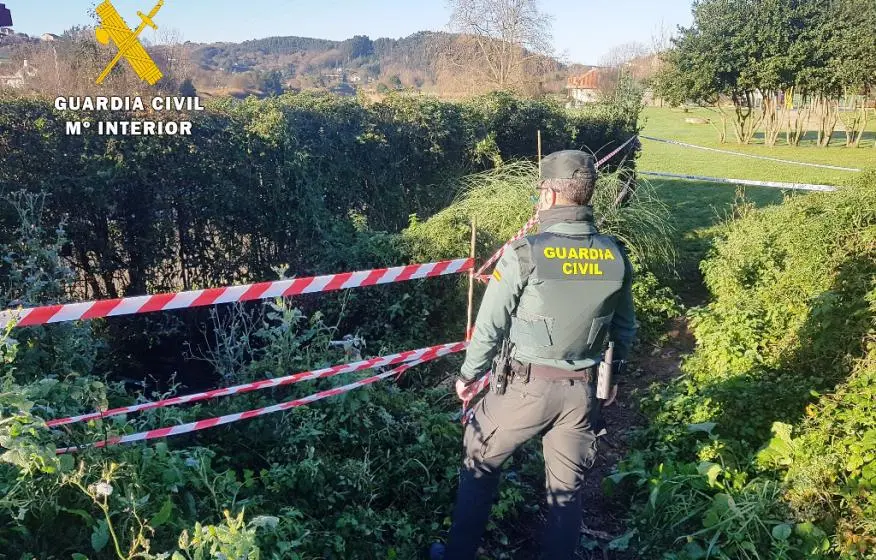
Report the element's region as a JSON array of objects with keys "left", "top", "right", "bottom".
[
  {"left": 566, "top": 69, "right": 601, "bottom": 106},
  {"left": 41, "top": 33, "right": 60, "bottom": 41}
]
